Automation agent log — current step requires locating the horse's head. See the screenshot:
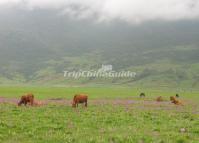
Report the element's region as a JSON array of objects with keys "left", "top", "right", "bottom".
[
  {"left": 18, "top": 100, "right": 23, "bottom": 106},
  {"left": 71, "top": 101, "right": 76, "bottom": 107}
]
